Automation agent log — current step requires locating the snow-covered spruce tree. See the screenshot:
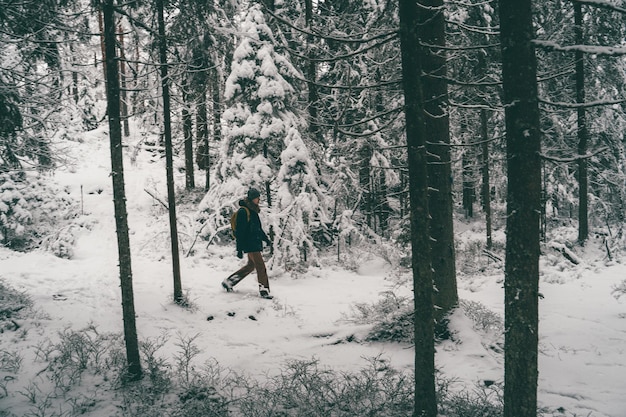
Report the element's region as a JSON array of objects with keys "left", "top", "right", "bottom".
[
  {"left": 271, "top": 128, "right": 330, "bottom": 269},
  {"left": 198, "top": 3, "right": 327, "bottom": 269},
  {"left": 0, "top": 172, "right": 75, "bottom": 251}
]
